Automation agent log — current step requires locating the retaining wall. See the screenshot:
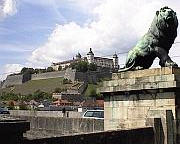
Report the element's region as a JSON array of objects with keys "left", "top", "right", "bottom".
[
  {"left": 12, "top": 115, "right": 104, "bottom": 139},
  {"left": 31, "top": 71, "right": 65, "bottom": 80},
  {"left": 2, "top": 75, "right": 23, "bottom": 88},
  {"left": 64, "top": 69, "right": 76, "bottom": 82}
]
